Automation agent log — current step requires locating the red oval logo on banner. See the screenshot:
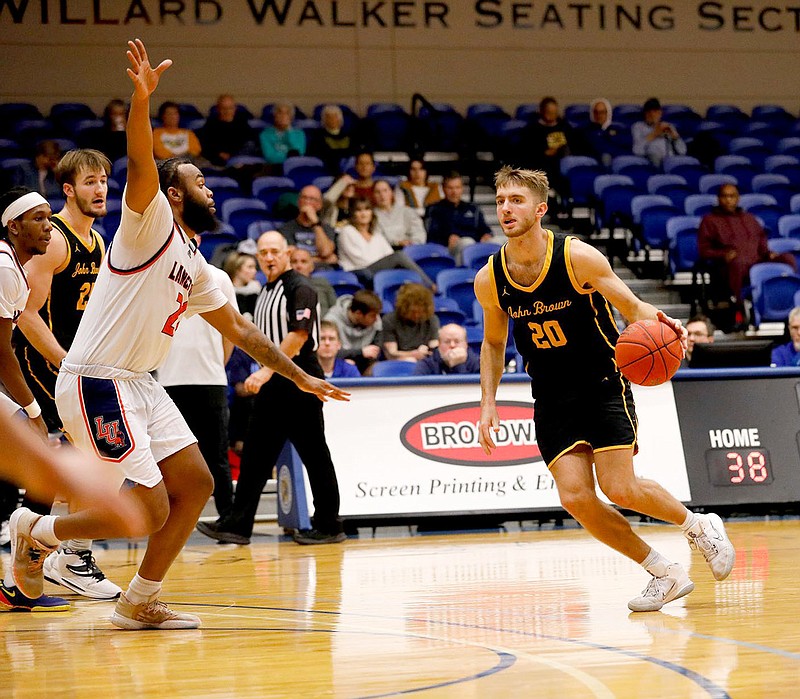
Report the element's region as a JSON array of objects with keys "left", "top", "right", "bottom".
[{"left": 400, "top": 401, "right": 542, "bottom": 466}]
